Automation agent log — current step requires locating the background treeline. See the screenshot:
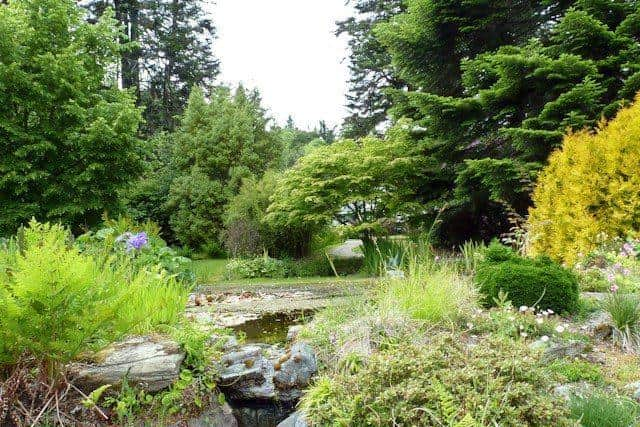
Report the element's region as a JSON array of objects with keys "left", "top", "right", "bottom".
[{"left": 3, "top": 0, "right": 640, "bottom": 258}]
